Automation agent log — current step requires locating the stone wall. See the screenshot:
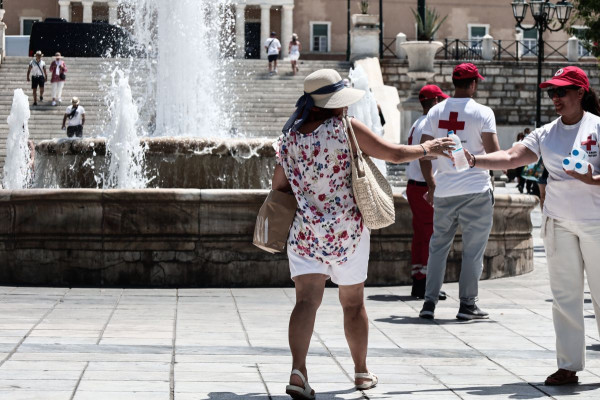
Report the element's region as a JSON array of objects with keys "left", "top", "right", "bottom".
[
  {"left": 0, "top": 189, "right": 537, "bottom": 287},
  {"left": 381, "top": 60, "right": 600, "bottom": 127}
]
